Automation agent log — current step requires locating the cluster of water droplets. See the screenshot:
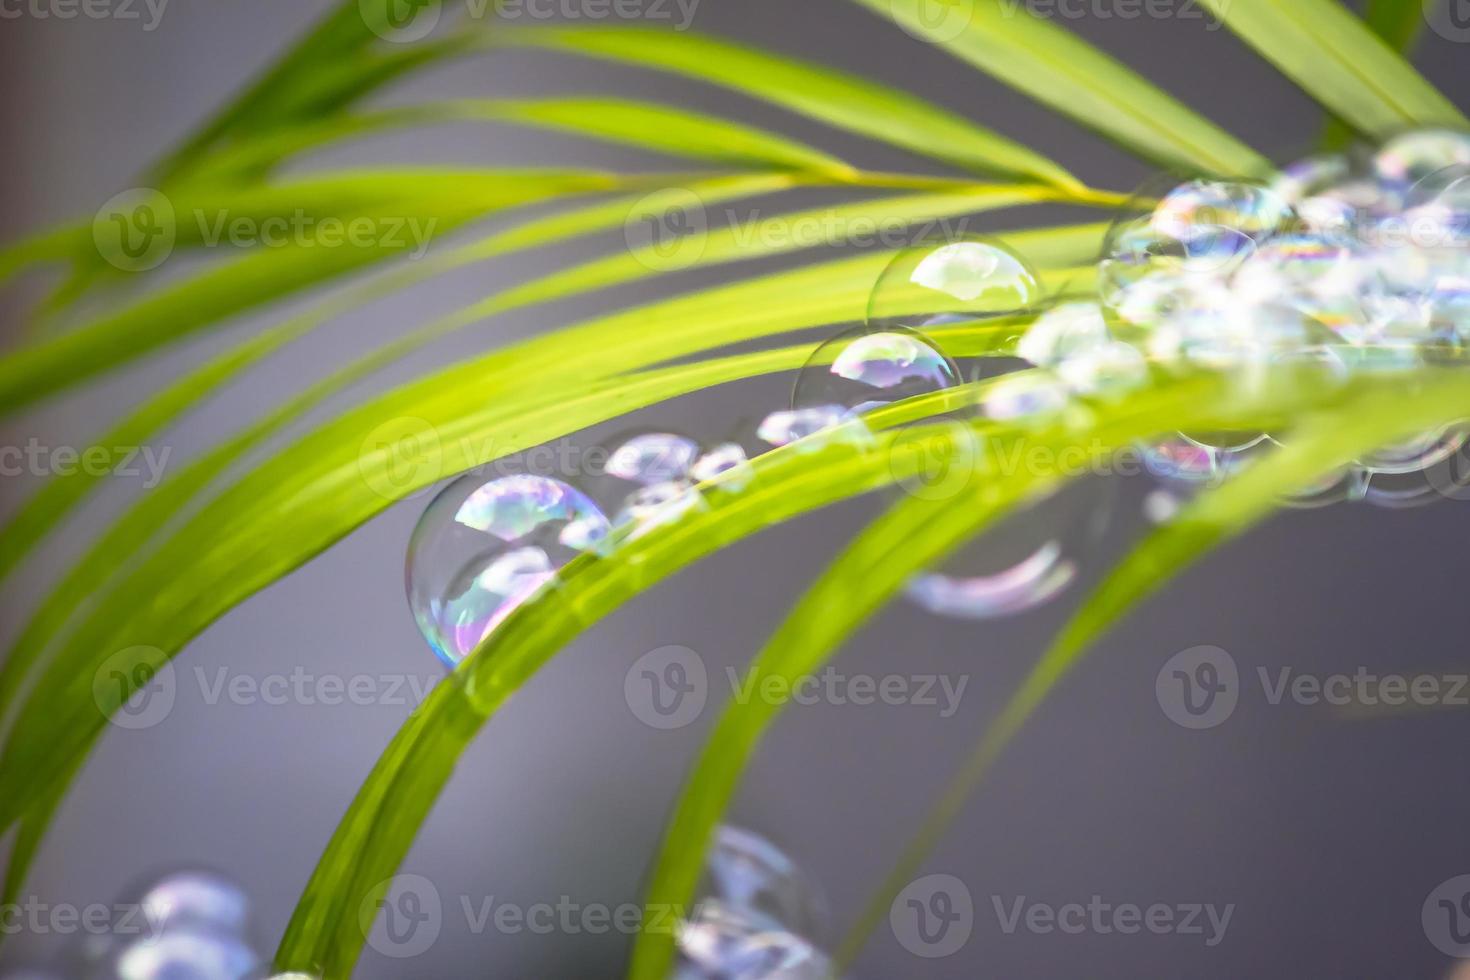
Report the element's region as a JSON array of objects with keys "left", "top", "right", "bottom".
[
  {"left": 405, "top": 130, "right": 1470, "bottom": 662},
  {"left": 675, "top": 827, "right": 832, "bottom": 980},
  {"left": 0, "top": 869, "right": 315, "bottom": 980}
]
